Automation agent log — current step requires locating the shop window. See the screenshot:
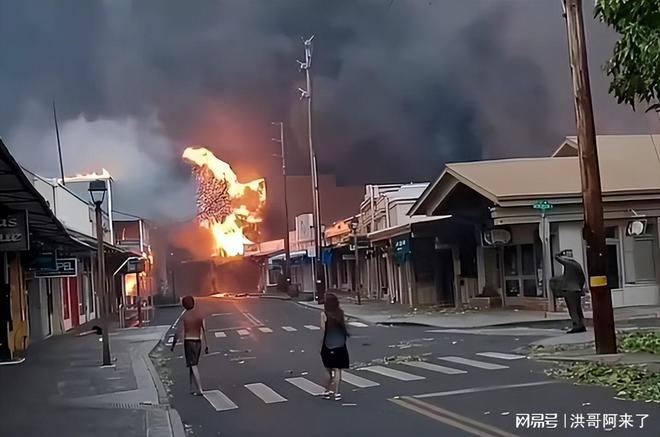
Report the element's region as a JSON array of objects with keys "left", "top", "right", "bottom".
[
  {"left": 503, "top": 244, "right": 542, "bottom": 297},
  {"left": 62, "top": 282, "right": 70, "bottom": 320},
  {"left": 633, "top": 238, "right": 656, "bottom": 282}
]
